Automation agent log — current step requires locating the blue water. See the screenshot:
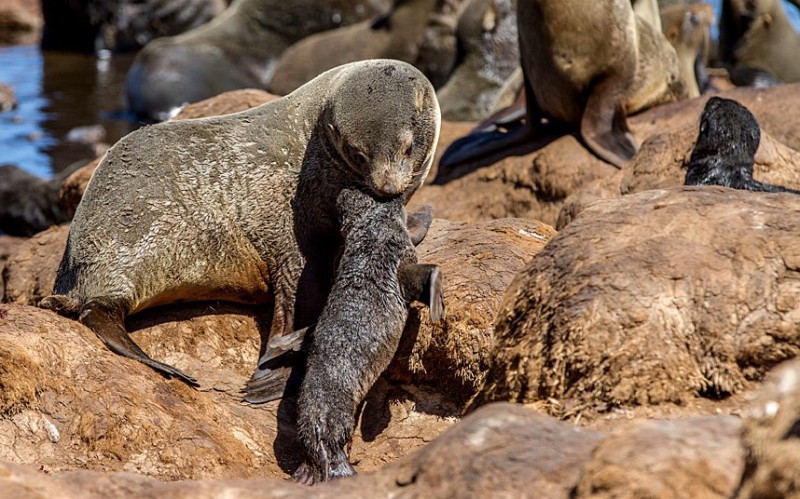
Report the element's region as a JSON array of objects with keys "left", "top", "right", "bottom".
[{"left": 0, "top": 1, "right": 798, "bottom": 179}]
